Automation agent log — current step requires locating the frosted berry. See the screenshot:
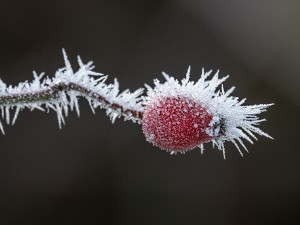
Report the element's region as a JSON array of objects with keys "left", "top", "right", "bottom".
[
  {"left": 0, "top": 50, "right": 273, "bottom": 158},
  {"left": 142, "top": 96, "right": 214, "bottom": 153}
]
